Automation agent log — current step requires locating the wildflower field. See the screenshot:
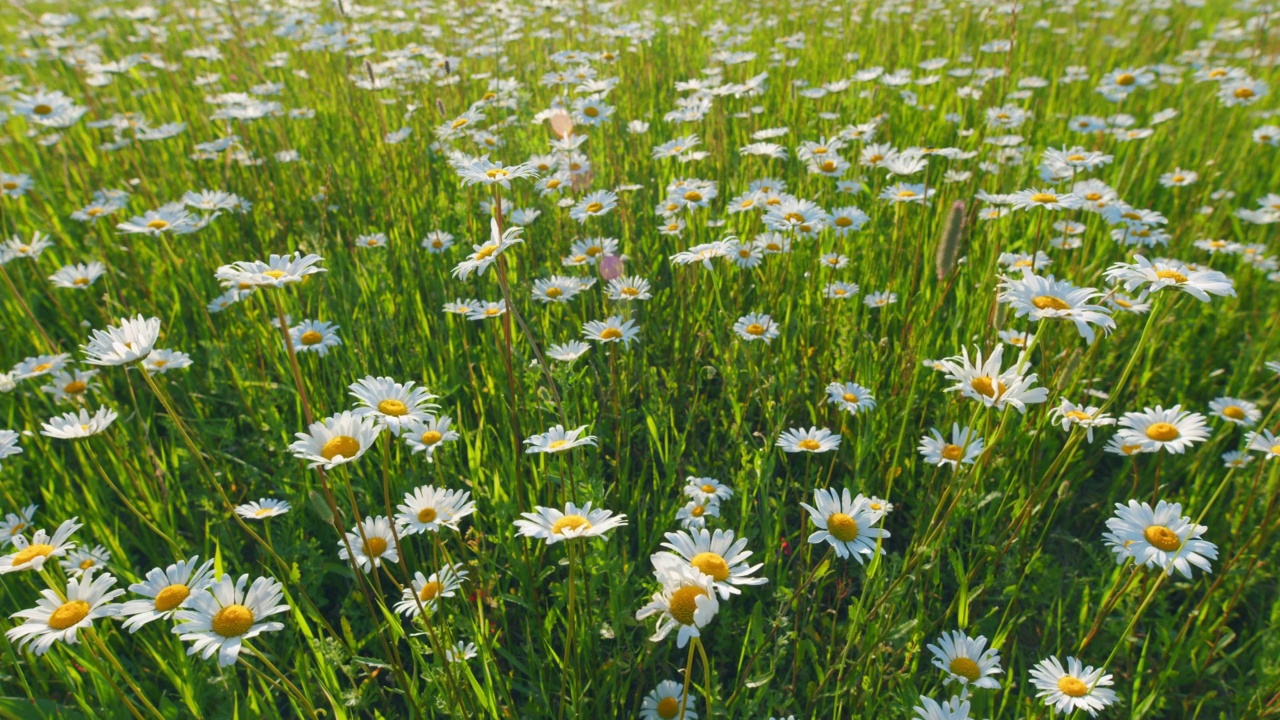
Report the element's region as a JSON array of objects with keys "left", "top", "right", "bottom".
[{"left": 3, "top": 0, "right": 1280, "bottom": 717}]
